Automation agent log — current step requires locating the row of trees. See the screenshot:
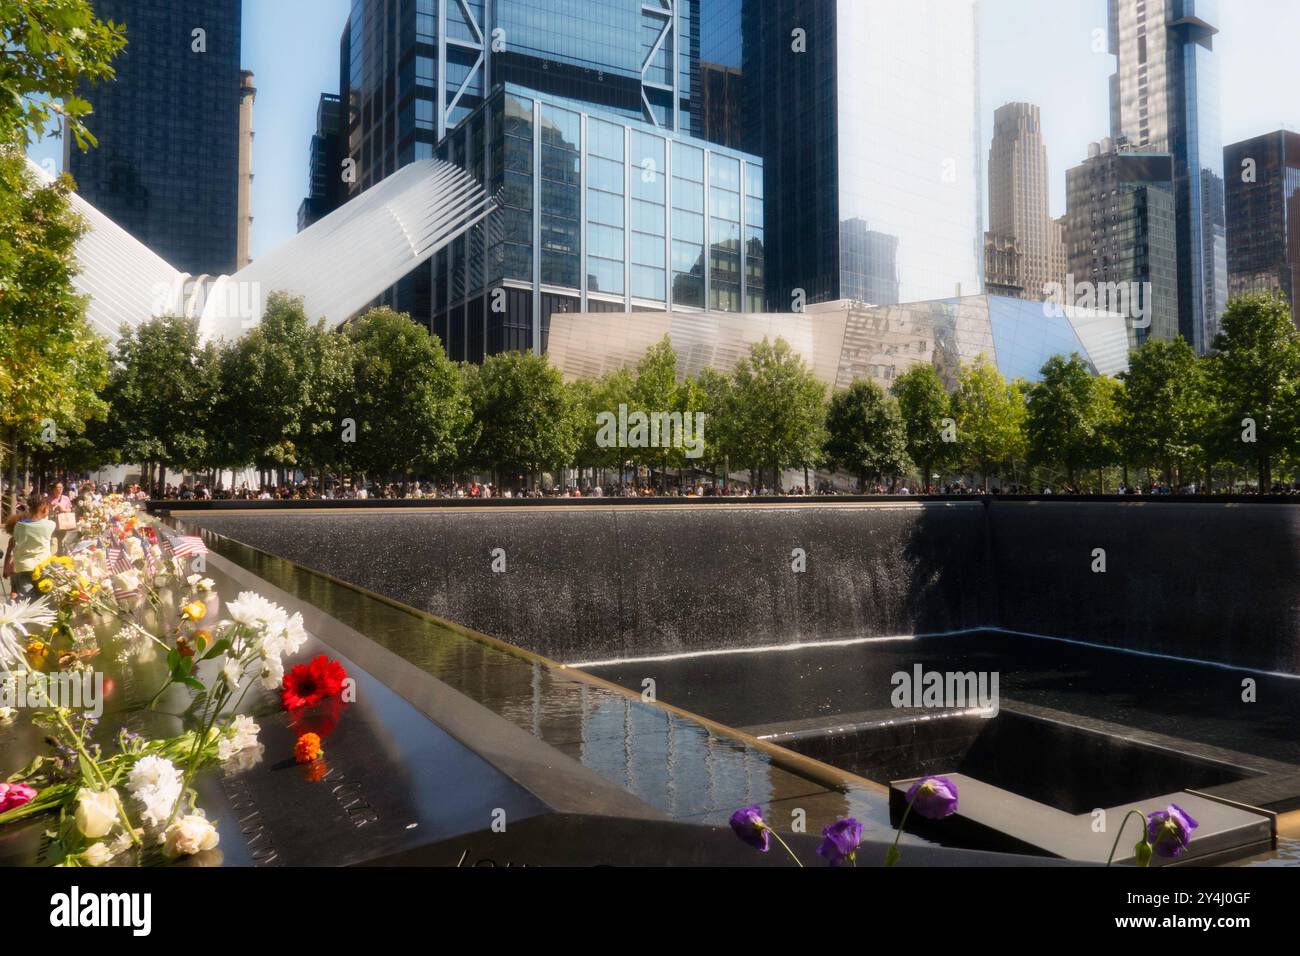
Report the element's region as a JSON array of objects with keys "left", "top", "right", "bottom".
[{"left": 49, "top": 289, "right": 1300, "bottom": 494}]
